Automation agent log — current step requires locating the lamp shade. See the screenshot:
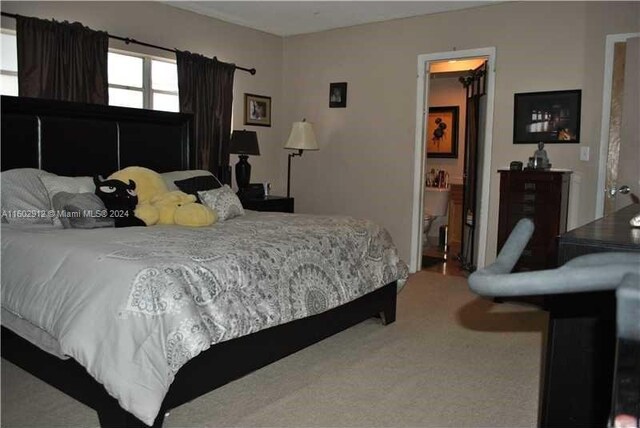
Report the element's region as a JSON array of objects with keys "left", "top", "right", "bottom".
[
  {"left": 284, "top": 121, "right": 319, "bottom": 151},
  {"left": 230, "top": 130, "right": 260, "bottom": 155}
]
